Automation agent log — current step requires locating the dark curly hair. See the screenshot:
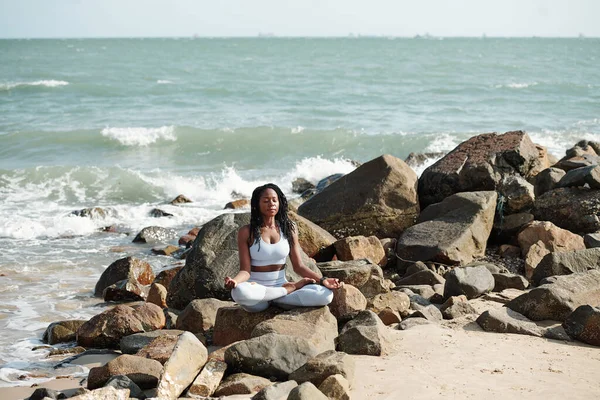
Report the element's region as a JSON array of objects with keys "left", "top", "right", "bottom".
[{"left": 249, "top": 183, "right": 295, "bottom": 251}]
